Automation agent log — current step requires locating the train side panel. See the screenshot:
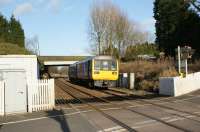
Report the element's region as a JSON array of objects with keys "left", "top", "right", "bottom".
[
  {"left": 77, "top": 60, "right": 92, "bottom": 80},
  {"left": 68, "top": 64, "right": 77, "bottom": 80}
]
